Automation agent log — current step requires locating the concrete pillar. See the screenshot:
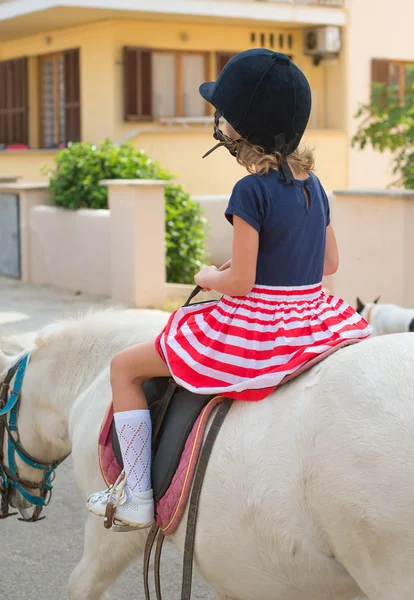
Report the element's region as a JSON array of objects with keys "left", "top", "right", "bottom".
[
  {"left": 101, "top": 179, "right": 170, "bottom": 308},
  {"left": 0, "top": 182, "right": 50, "bottom": 282}
]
